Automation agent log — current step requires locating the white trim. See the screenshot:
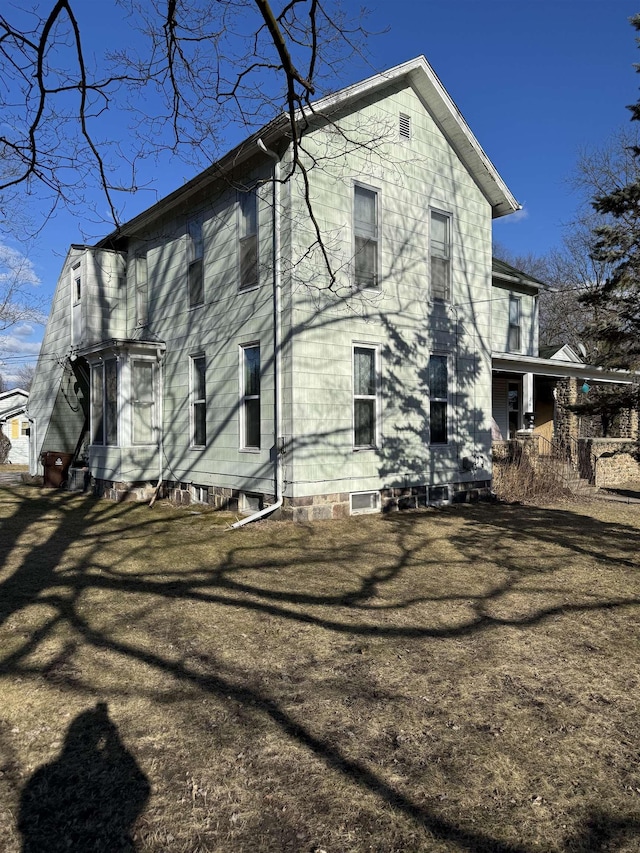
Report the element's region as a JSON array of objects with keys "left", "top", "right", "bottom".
[
  {"left": 352, "top": 343, "right": 380, "bottom": 450},
  {"left": 350, "top": 490, "right": 381, "bottom": 515},
  {"left": 239, "top": 342, "right": 261, "bottom": 451},
  {"left": 352, "top": 181, "right": 382, "bottom": 291}
]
